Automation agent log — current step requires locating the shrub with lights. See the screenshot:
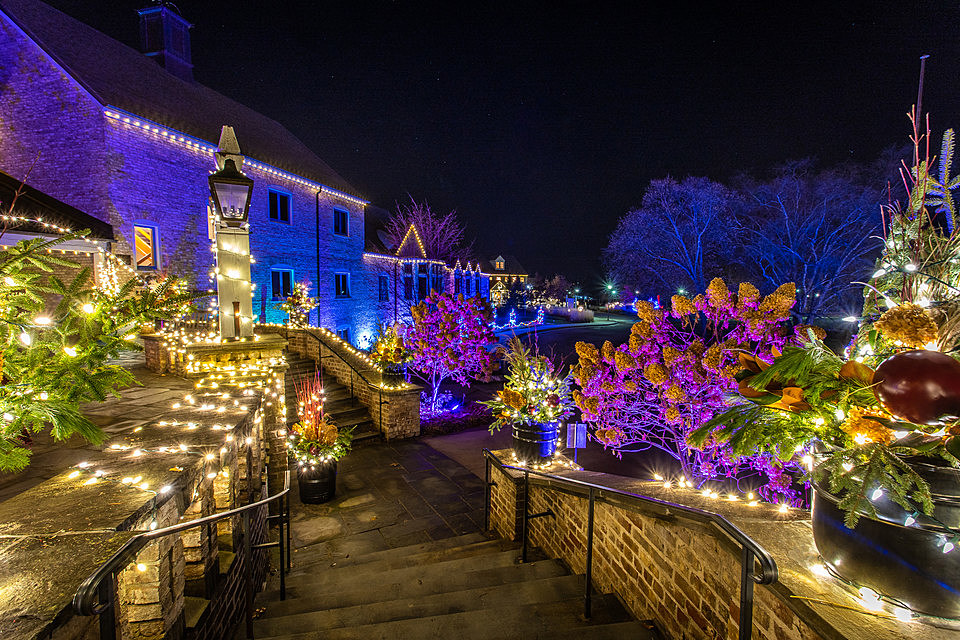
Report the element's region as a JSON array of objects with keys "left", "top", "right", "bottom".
[
  {"left": 403, "top": 291, "right": 498, "bottom": 415},
  {"left": 572, "top": 277, "right": 804, "bottom": 502},
  {"left": 691, "top": 110, "right": 960, "bottom": 620},
  {"left": 0, "top": 231, "right": 195, "bottom": 472},
  {"left": 274, "top": 281, "right": 317, "bottom": 328},
  {"left": 482, "top": 337, "right": 575, "bottom": 465}
]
